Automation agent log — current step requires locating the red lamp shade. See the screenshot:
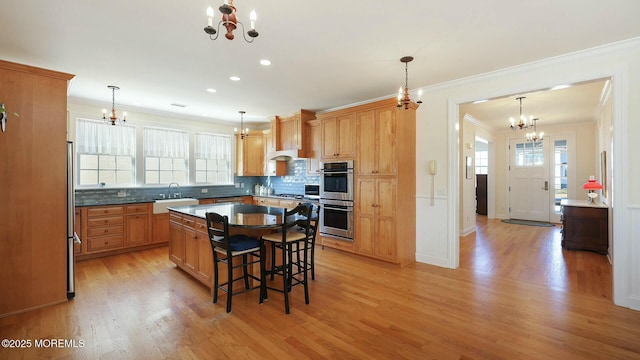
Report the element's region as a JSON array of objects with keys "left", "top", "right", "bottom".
[{"left": 583, "top": 179, "right": 603, "bottom": 190}]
